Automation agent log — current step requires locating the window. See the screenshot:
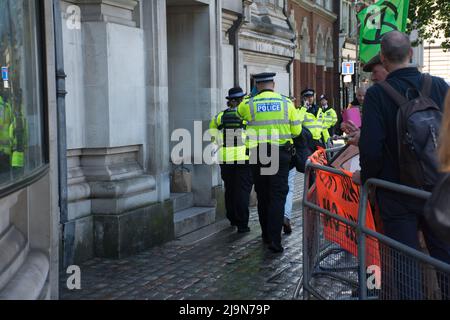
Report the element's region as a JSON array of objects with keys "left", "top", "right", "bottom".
[
  {"left": 0, "top": 0, "right": 46, "bottom": 188},
  {"left": 341, "top": 2, "right": 350, "bottom": 34}
]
